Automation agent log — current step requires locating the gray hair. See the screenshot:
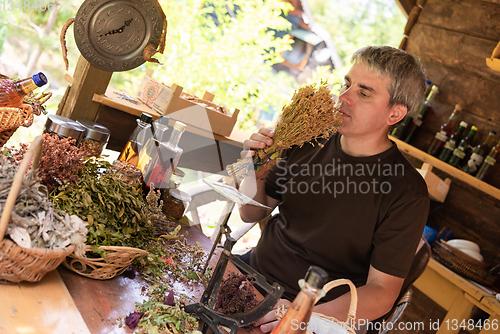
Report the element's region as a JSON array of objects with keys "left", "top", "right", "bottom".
[{"left": 351, "top": 46, "right": 427, "bottom": 116}]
